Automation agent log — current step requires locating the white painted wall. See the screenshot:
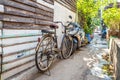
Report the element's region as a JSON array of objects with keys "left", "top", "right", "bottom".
[
  {"left": 54, "top": 2, "right": 76, "bottom": 23},
  {"left": 54, "top": 1, "right": 76, "bottom": 47}
]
